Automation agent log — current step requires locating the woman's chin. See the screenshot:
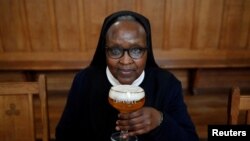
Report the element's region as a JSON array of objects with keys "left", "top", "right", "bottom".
[{"left": 117, "top": 78, "right": 134, "bottom": 85}]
